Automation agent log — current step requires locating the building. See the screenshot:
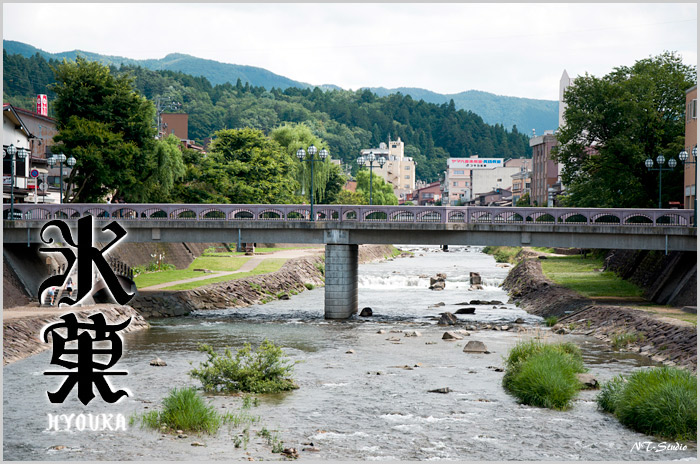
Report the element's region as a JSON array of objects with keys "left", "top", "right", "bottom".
[
  {"left": 360, "top": 137, "right": 416, "bottom": 201},
  {"left": 530, "top": 132, "right": 559, "bottom": 206},
  {"left": 412, "top": 181, "right": 441, "bottom": 205},
  {"left": 559, "top": 70, "right": 574, "bottom": 129},
  {"left": 161, "top": 113, "right": 205, "bottom": 152},
  {"left": 3, "top": 103, "right": 67, "bottom": 204},
  {"left": 473, "top": 188, "right": 512, "bottom": 207},
  {"left": 683, "top": 85, "right": 697, "bottom": 211},
  {"left": 3, "top": 104, "right": 33, "bottom": 205}
]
